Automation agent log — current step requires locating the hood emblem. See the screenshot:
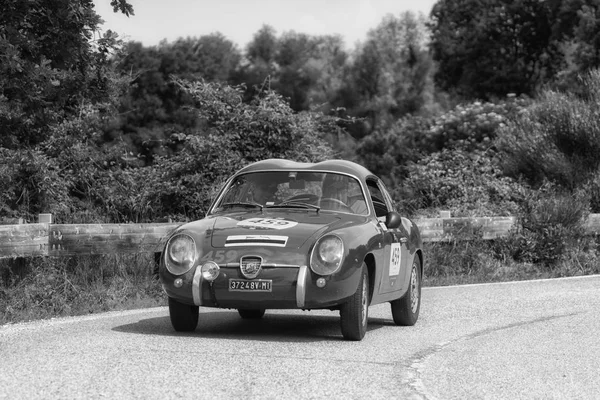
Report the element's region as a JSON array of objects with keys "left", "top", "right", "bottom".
[{"left": 240, "top": 256, "right": 262, "bottom": 279}]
